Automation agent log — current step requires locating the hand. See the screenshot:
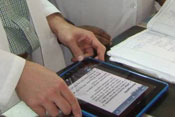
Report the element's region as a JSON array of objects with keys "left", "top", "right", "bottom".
[
  {"left": 16, "top": 61, "right": 82, "bottom": 117},
  {"left": 79, "top": 25, "right": 112, "bottom": 47},
  {"left": 47, "top": 14, "right": 106, "bottom": 62}
]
